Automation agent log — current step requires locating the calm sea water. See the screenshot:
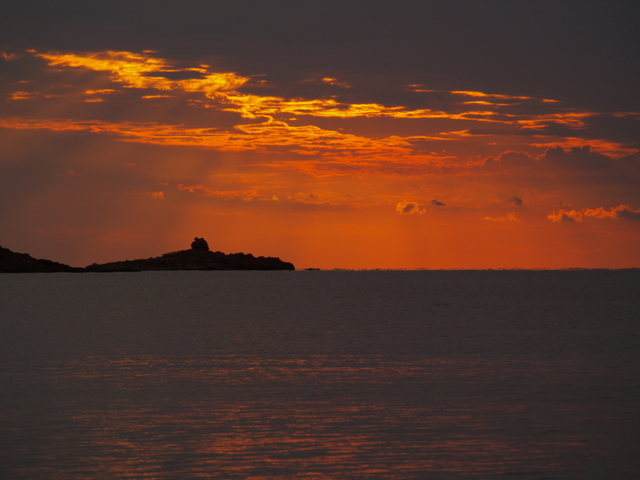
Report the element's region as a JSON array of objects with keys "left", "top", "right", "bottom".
[{"left": 1, "top": 270, "right": 639, "bottom": 479}]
